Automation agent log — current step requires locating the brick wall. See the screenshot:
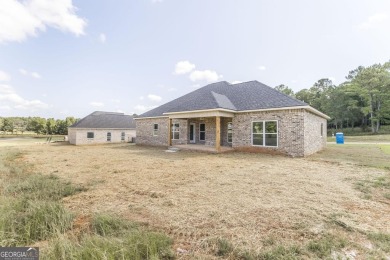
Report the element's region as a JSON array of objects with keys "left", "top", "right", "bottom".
[
  {"left": 135, "top": 117, "right": 169, "bottom": 146},
  {"left": 303, "top": 111, "right": 327, "bottom": 156},
  {"left": 232, "top": 109, "right": 306, "bottom": 157},
  {"left": 68, "top": 128, "right": 135, "bottom": 145}
]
